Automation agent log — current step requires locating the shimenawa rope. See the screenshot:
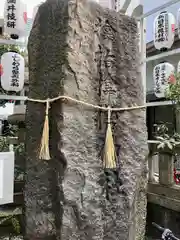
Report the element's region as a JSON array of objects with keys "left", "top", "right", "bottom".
[
  {"left": 26, "top": 95, "right": 145, "bottom": 161},
  {"left": 103, "top": 106, "right": 117, "bottom": 169}
]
